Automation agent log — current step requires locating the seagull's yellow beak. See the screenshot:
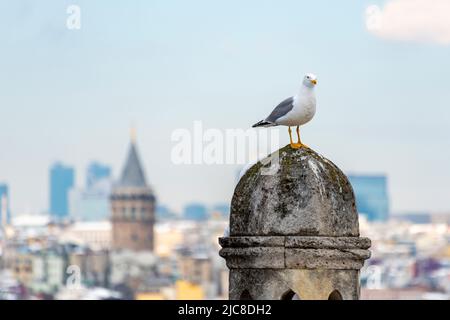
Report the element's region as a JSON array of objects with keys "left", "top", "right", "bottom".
[{"left": 311, "top": 79, "right": 317, "bottom": 85}]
